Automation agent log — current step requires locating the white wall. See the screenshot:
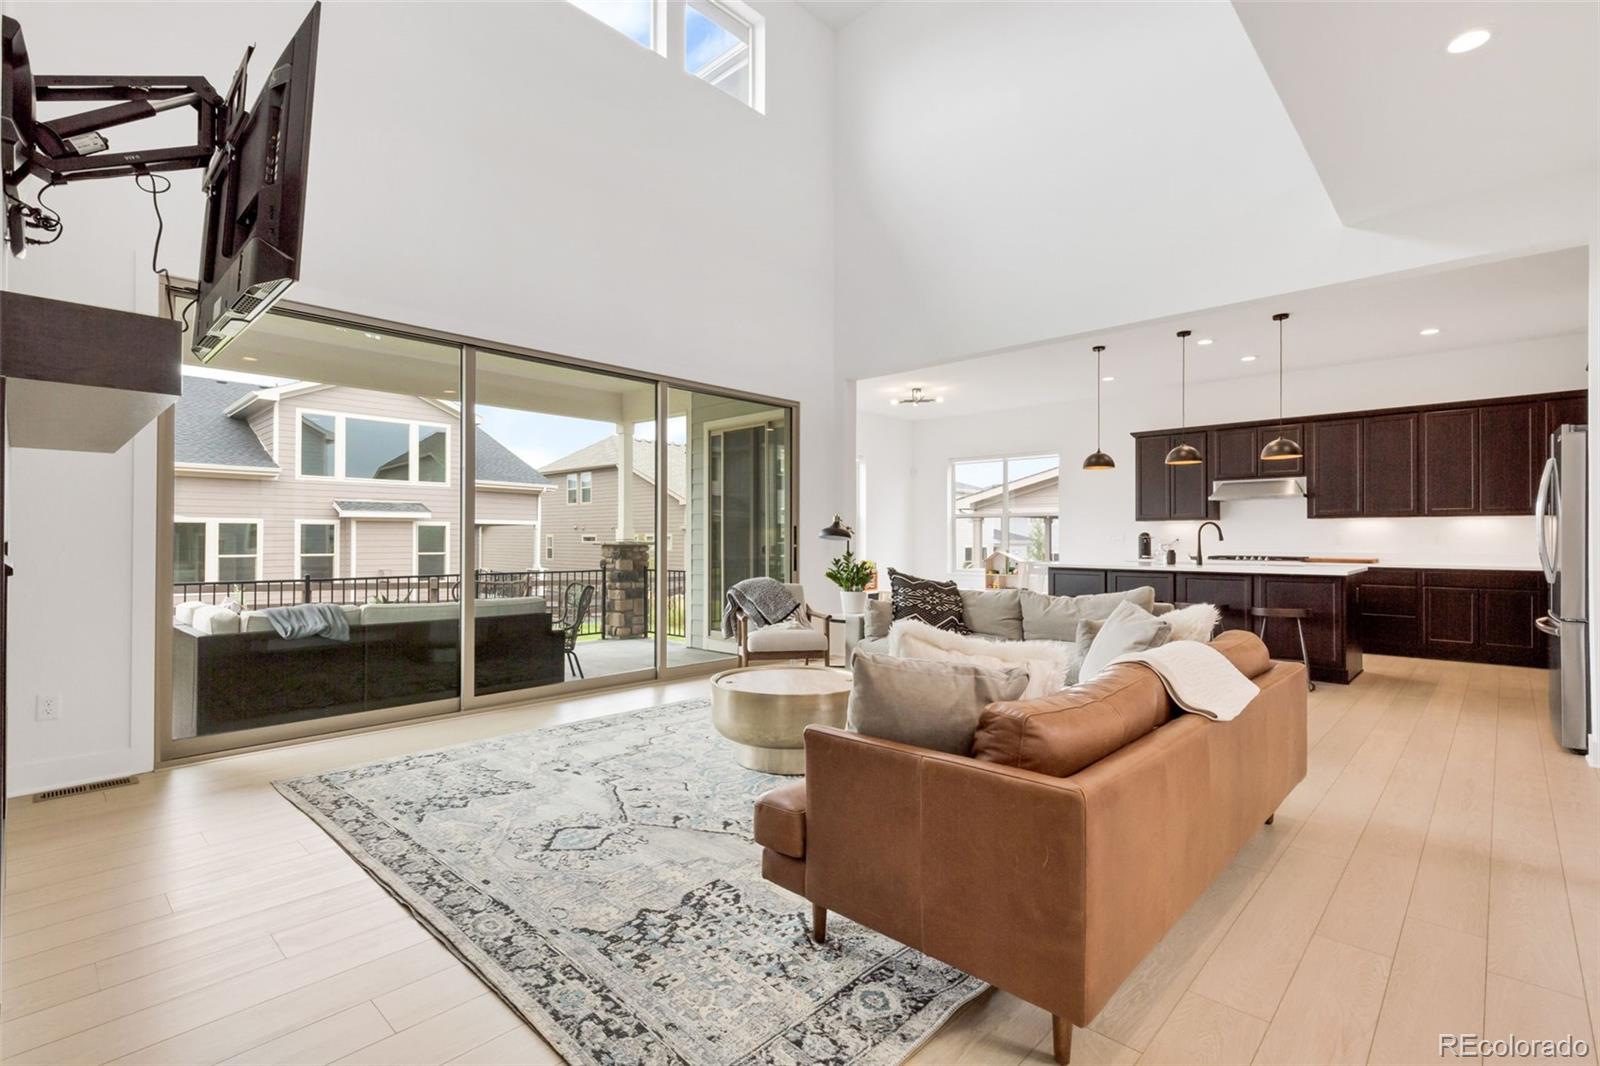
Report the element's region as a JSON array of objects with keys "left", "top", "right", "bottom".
[
  {"left": 2, "top": 1, "right": 838, "bottom": 794},
  {"left": 867, "top": 335, "right": 1588, "bottom": 580},
  {"left": 833, "top": 1, "right": 1595, "bottom": 381},
  {"left": 854, "top": 413, "right": 913, "bottom": 570}
]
